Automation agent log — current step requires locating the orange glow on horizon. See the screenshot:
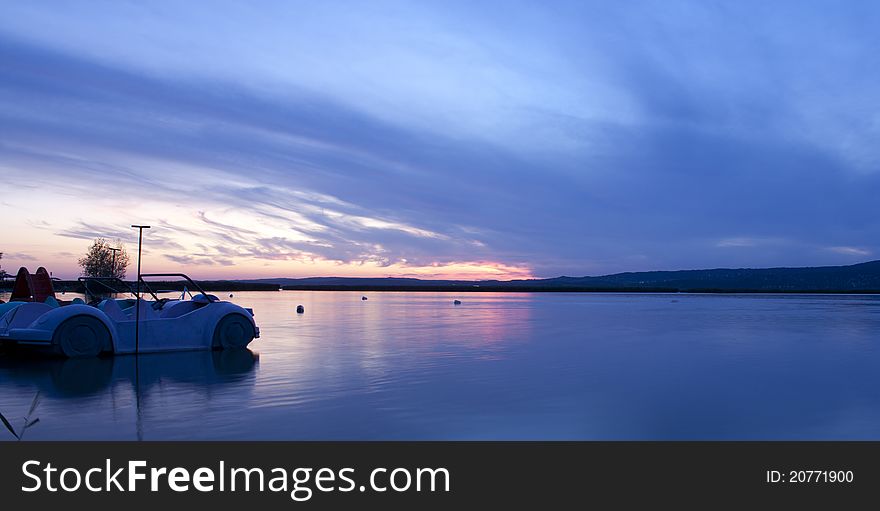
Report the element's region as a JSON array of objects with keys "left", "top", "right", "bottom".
[
  {"left": 0, "top": 185, "right": 534, "bottom": 282},
  {"left": 382, "top": 261, "right": 534, "bottom": 280},
  {"left": 140, "top": 259, "right": 536, "bottom": 282},
  {"left": 1, "top": 248, "right": 534, "bottom": 282}
]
